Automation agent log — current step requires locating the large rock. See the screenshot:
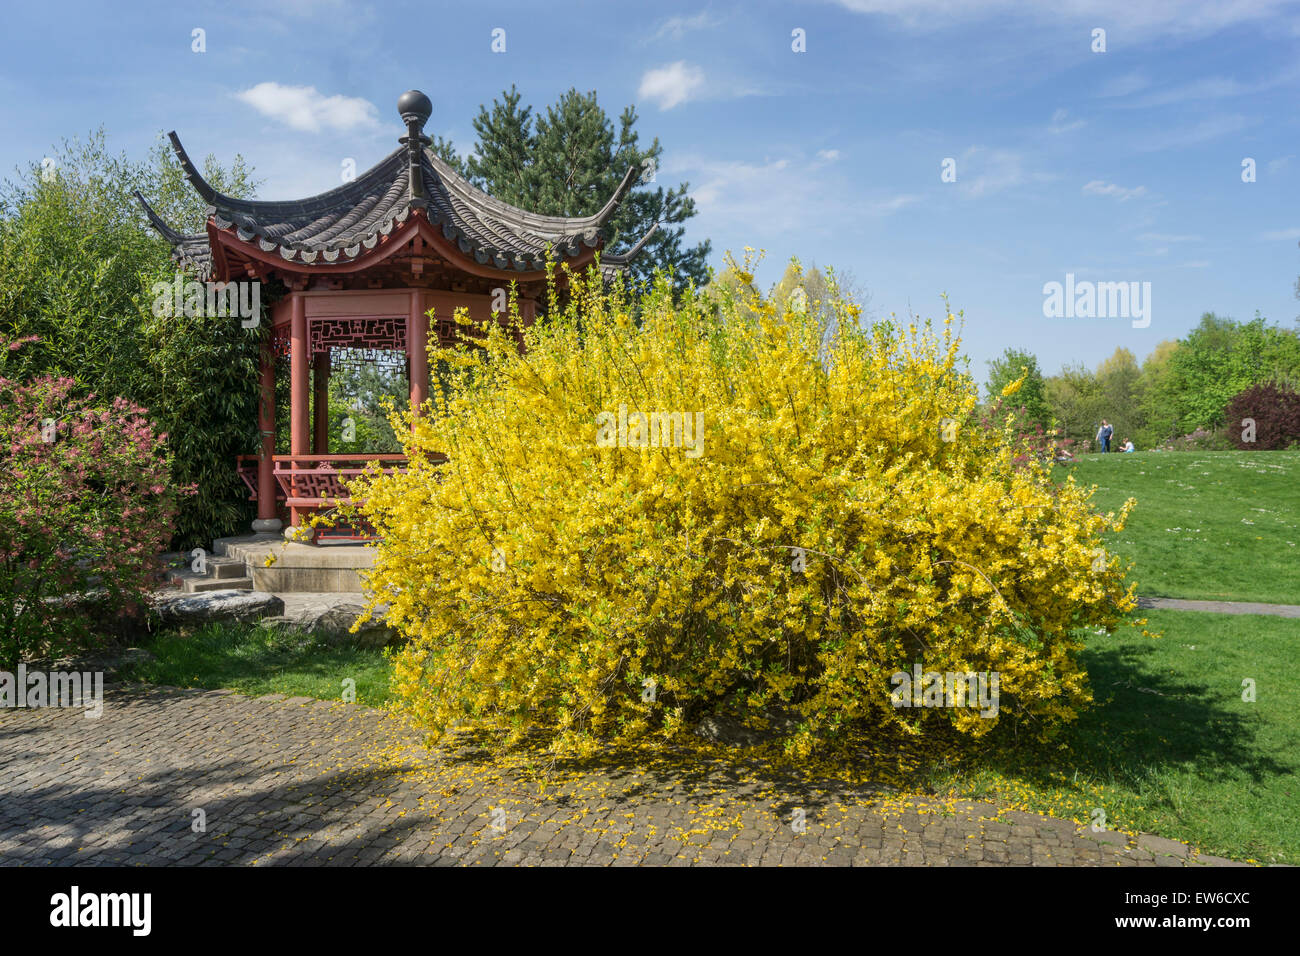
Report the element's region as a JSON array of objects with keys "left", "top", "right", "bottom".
[
  {"left": 154, "top": 589, "right": 284, "bottom": 627},
  {"left": 309, "top": 602, "right": 398, "bottom": 648},
  {"left": 257, "top": 594, "right": 401, "bottom": 648},
  {"left": 694, "top": 709, "right": 801, "bottom": 748}
]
